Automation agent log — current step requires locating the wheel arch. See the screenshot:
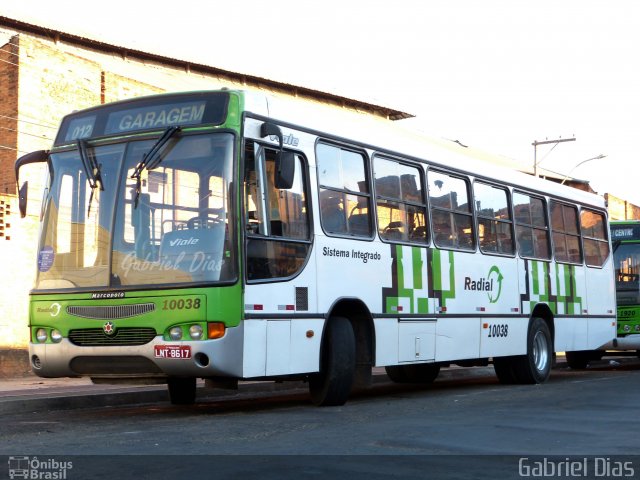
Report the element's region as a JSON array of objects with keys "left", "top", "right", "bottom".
[
  {"left": 531, "top": 303, "right": 555, "bottom": 348},
  {"left": 328, "top": 297, "right": 375, "bottom": 387}
]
